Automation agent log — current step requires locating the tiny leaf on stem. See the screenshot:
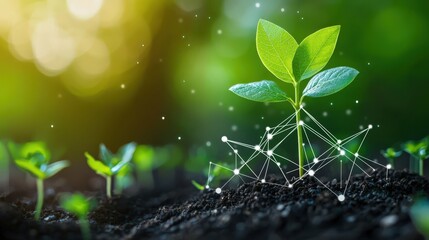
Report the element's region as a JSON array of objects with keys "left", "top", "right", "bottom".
[
  {"left": 303, "top": 67, "right": 359, "bottom": 97},
  {"left": 229, "top": 80, "right": 289, "bottom": 102},
  {"left": 85, "top": 152, "right": 112, "bottom": 177},
  {"left": 293, "top": 25, "right": 341, "bottom": 81},
  {"left": 256, "top": 19, "right": 298, "bottom": 83}
]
